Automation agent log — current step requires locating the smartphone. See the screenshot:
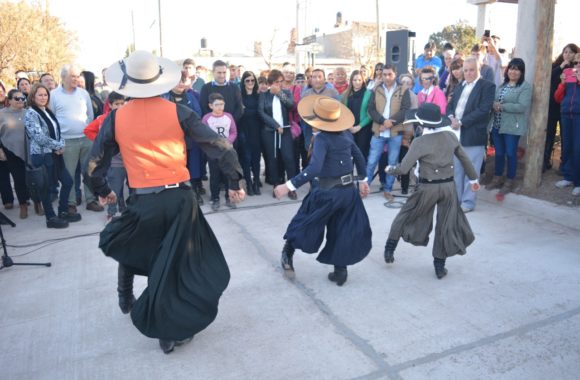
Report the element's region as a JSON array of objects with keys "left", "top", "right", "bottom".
[
  {"left": 484, "top": 30, "right": 490, "bottom": 38},
  {"left": 563, "top": 68, "right": 577, "bottom": 83}
]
